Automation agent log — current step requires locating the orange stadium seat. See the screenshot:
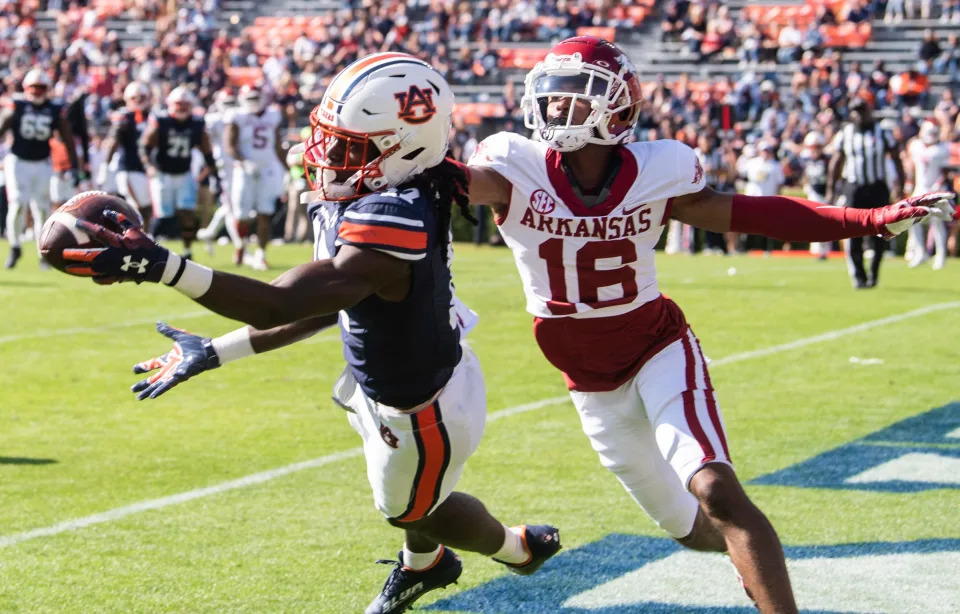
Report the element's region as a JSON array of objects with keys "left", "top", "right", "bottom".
[
  {"left": 498, "top": 48, "right": 549, "bottom": 70},
  {"left": 744, "top": 4, "right": 815, "bottom": 27},
  {"left": 577, "top": 26, "right": 616, "bottom": 41},
  {"left": 626, "top": 5, "right": 650, "bottom": 25},
  {"left": 453, "top": 102, "right": 507, "bottom": 125},
  {"left": 821, "top": 22, "right": 871, "bottom": 47},
  {"left": 226, "top": 67, "right": 264, "bottom": 86}
]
